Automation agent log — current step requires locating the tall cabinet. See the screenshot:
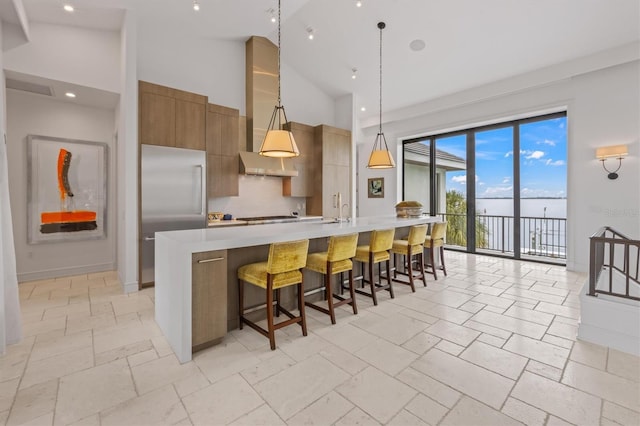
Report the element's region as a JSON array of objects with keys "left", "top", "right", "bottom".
[
  {"left": 307, "top": 125, "right": 352, "bottom": 218},
  {"left": 206, "top": 103, "right": 240, "bottom": 197},
  {"left": 282, "top": 122, "right": 315, "bottom": 197}
]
